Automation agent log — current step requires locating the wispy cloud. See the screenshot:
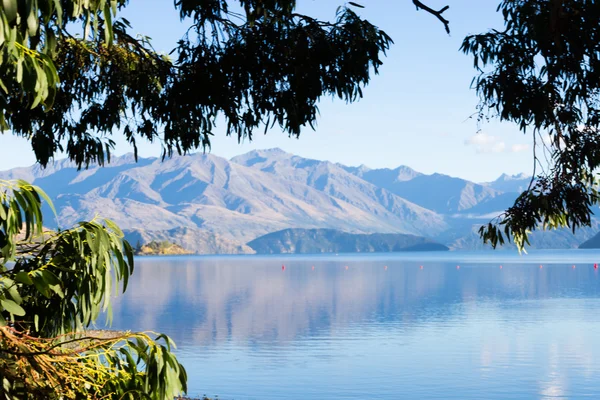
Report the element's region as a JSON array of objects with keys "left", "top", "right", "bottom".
[
  {"left": 465, "top": 133, "right": 530, "bottom": 154},
  {"left": 465, "top": 133, "right": 505, "bottom": 153},
  {"left": 510, "top": 144, "right": 530, "bottom": 153}
]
